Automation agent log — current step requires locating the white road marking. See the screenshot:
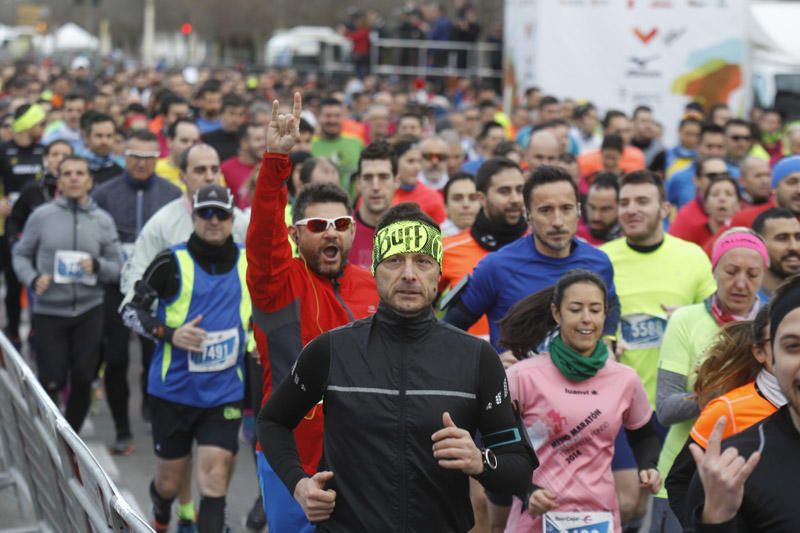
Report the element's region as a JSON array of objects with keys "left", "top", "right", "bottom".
[
  {"left": 85, "top": 443, "right": 146, "bottom": 519},
  {"left": 86, "top": 441, "right": 119, "bottom": 481}
]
